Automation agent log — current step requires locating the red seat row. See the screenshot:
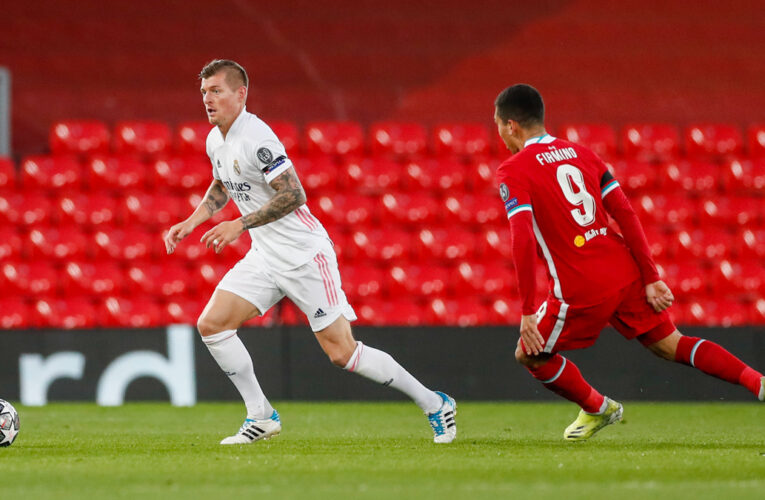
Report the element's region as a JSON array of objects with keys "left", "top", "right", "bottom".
[
  {"left": 47, "top": 120, "right": 765, "bottom": 161},
  {"left": 4, "top": 294, "right": 763, "bottom": 329}
]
